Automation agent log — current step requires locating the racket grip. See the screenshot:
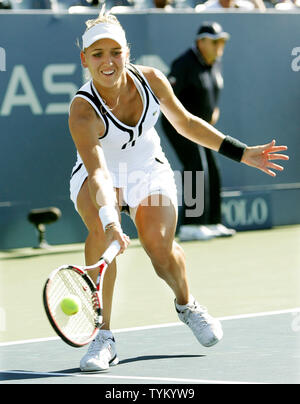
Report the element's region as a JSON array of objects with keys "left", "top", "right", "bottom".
[{"left": 102, "top": 240, "right": 121, "bottom": 264}]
